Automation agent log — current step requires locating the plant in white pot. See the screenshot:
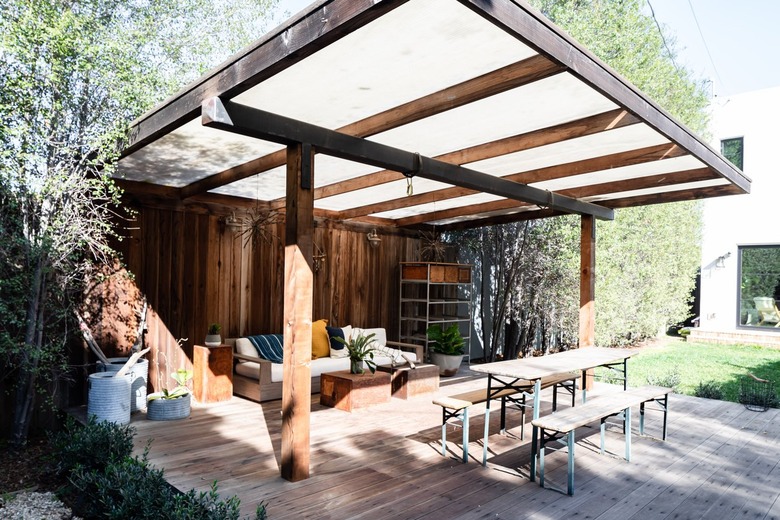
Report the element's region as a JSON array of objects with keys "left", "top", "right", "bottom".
[
  {"left": 334, "top": 332, "right": 378, "bottom": 375},
  {"left": 205, "top": 323, "right": 222, "bottom": 347},
  {"left": 146, "top": 368, "right": 193, "bottom": 420},
  {"left": 427, "top": 324, "right": 465, "bottom": 377}
]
